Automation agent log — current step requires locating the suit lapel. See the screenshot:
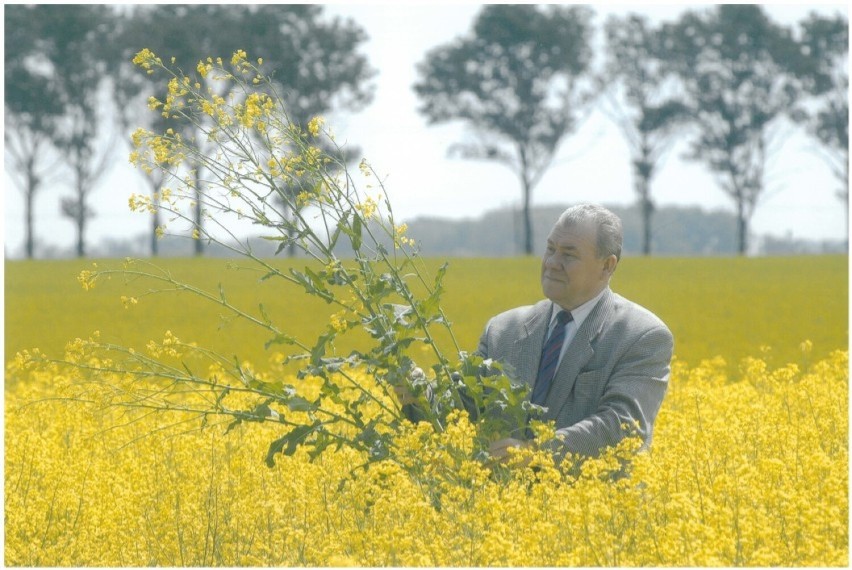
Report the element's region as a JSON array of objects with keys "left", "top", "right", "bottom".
[
  {"left": 544, "top": 289, "right": 614, "bottom": 420},
  {"left": 513, "top": 300, "right": 552, "bottom": 388}
]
